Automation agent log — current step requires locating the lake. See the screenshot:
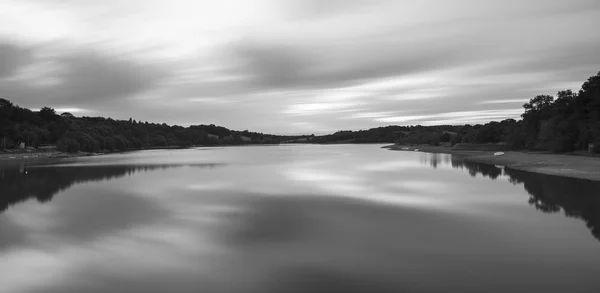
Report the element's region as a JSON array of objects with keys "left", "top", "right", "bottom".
[{"left": 1, "top": 144, "right": 600, "bottom": 293}]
